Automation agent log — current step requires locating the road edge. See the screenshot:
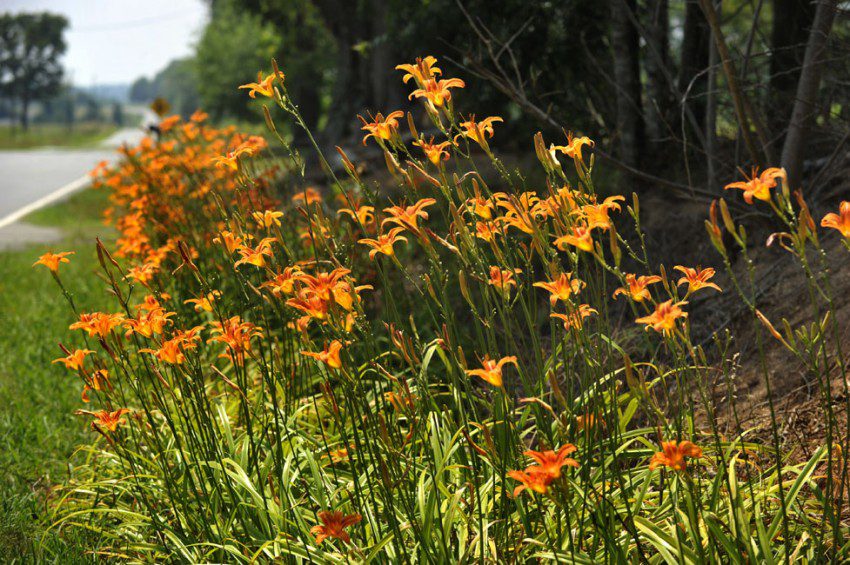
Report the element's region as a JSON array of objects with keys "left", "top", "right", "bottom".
[{"left": 0, "top": 174, "right": 90, "bottom": 230}]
